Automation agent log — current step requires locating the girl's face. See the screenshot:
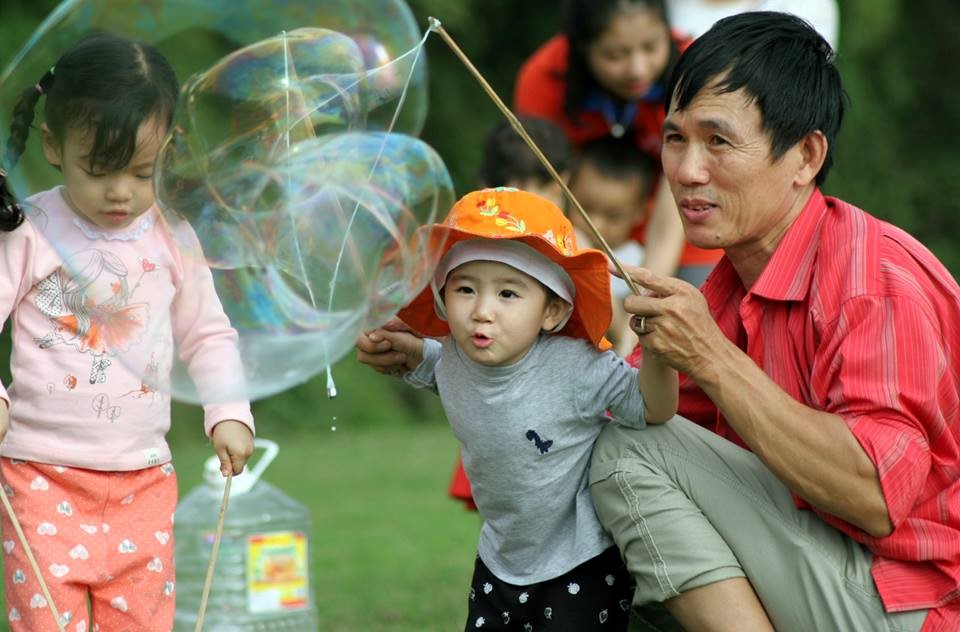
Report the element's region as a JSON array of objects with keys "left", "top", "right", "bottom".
[
  {"left": 585, "top": 5, "right": 672, "bottom": 102},
  {"left": 442, "top": 260, "right": 567, "bottom": 367},
  {"left": 43, "top": 116, "right": 166, "bottom": 230}
]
